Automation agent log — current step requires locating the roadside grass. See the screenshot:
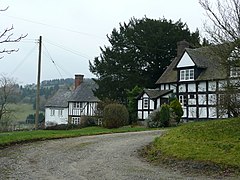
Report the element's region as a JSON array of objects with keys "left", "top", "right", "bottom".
[
  {"left": 145, "top": 118, "right": 240, "bottom": 171},
  {"left": 0, "top": 126, "right": 154, "bottom": 148}
]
